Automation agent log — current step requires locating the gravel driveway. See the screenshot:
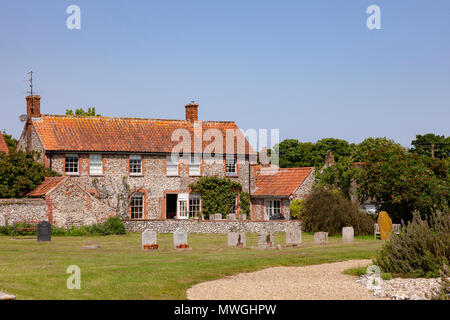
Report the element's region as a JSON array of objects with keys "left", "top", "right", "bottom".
[{"left": 187, "top": 259, "right": 383, "bottom": 300}]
